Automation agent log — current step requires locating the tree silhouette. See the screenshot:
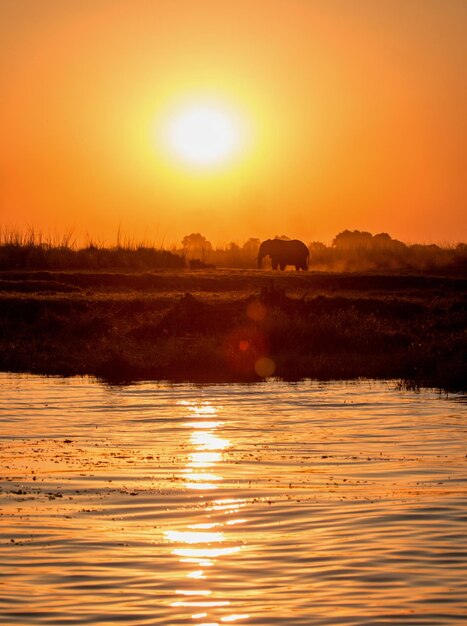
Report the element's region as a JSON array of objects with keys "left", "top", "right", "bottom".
[
  {"left": 333, "top": 230, "right": 373, "bottom": 249},
  {"left": 242, "top": 238, "right": 260, "bottom": 255},
  {"left": 181, "top": 233, "right": 213, "bottom": 260},
  {"left": 333, "top": 230, "right": 407, "bottom": 251}
]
